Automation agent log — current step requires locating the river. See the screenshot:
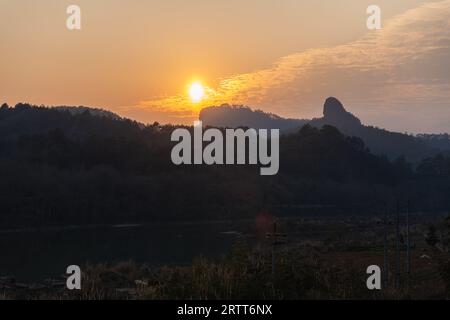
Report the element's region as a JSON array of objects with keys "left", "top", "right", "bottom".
[{"left": 0, "top": 221, "right": 249, "bottom": 281}]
